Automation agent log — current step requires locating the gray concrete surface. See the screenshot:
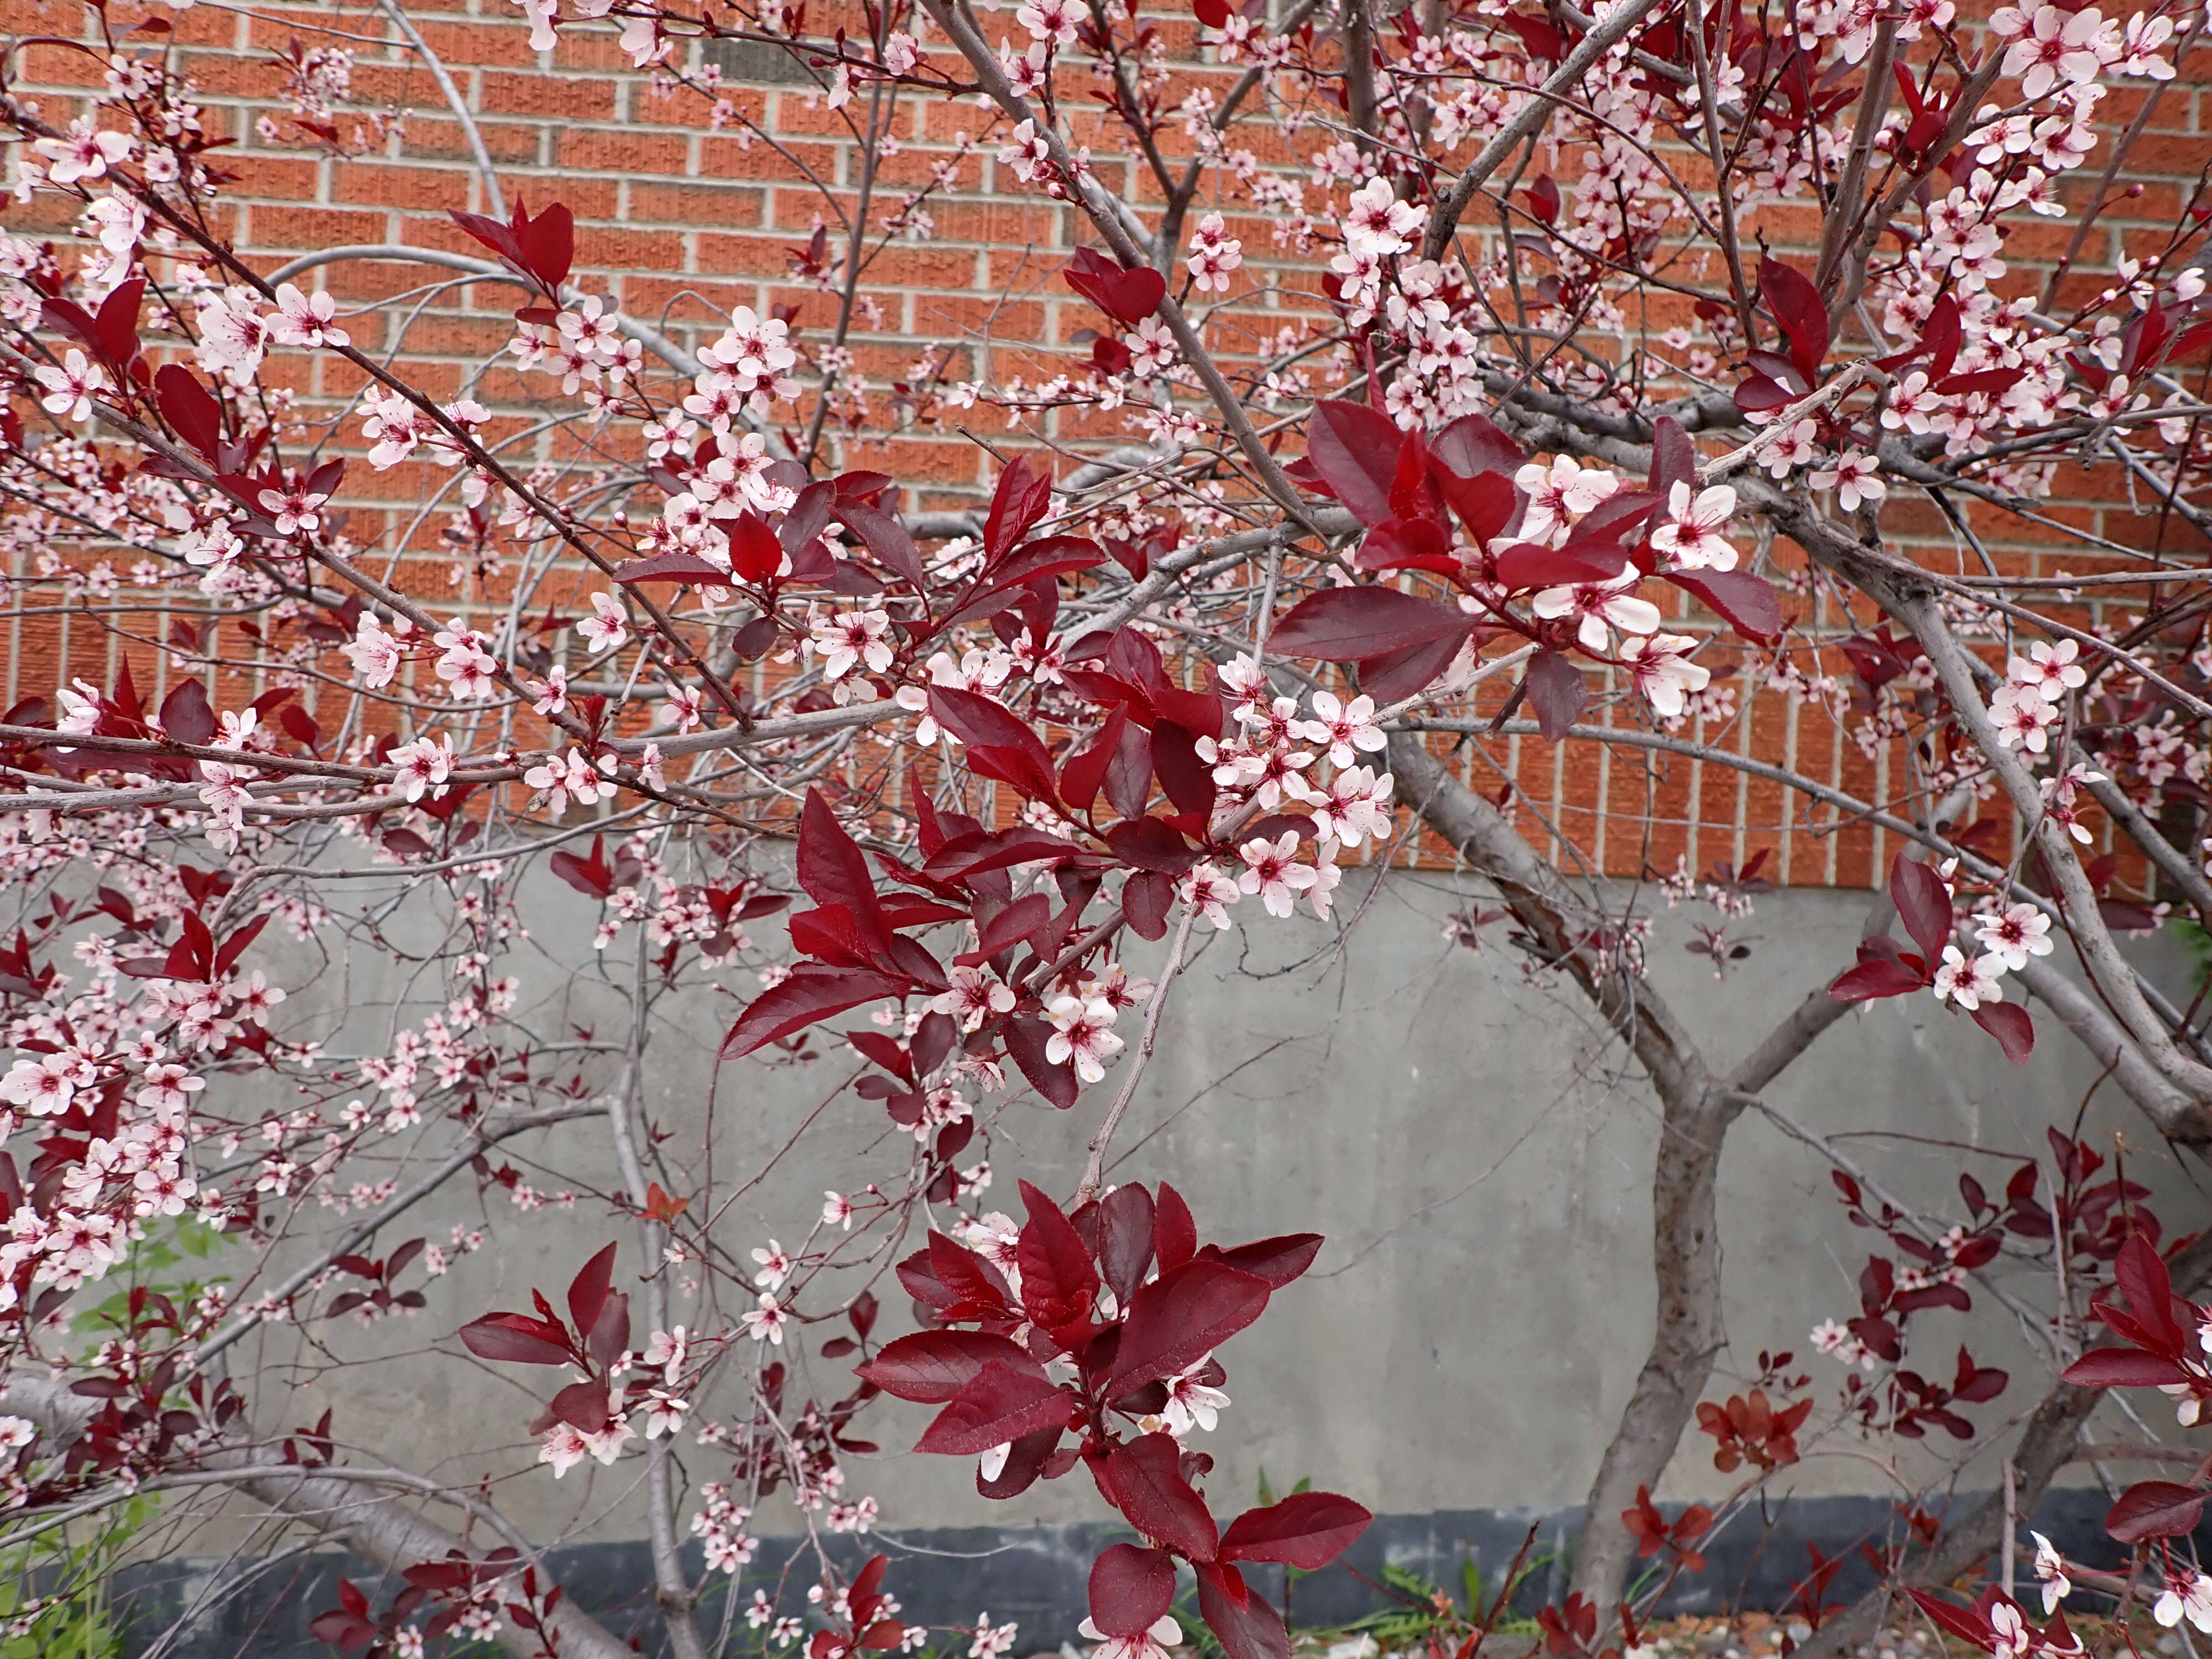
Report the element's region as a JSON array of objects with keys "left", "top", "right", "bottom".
[
  {"left": 218, "top": 867, "right": 2204, "bottom": 1534},
  {"left": 114, "top": 865, "right": 2210, "bottom": 1653}
]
